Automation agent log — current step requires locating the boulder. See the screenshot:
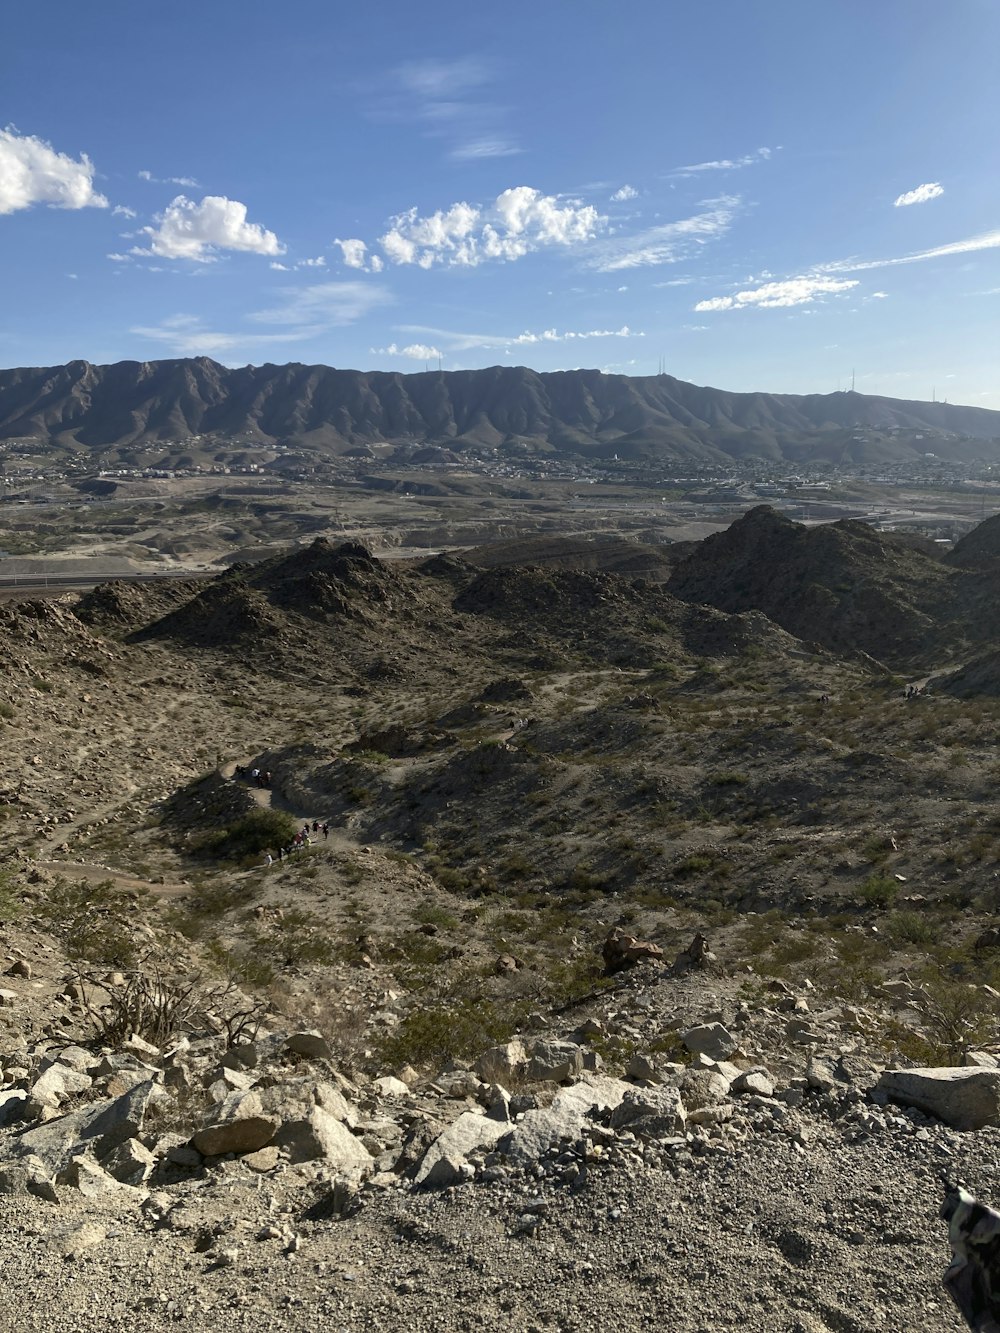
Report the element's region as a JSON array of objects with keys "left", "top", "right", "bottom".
[
  {"left": 681, "top": 1023, "right": 737, "bottom": 1061},
  {"left": 57, "top": 1156, "right": 121, "bottom": 1198},
  {"left": 372, "top": 1076, "right": 410, "bottom": 1099},
  {"left": 30, "top": 1062, "right": 94, "bottom": 1110},
  {"left": 610, "top": 1085, "right": 686, "bottom": 1138},
  {"left": 603, "top": 928, "right": 664, "bottom": 975},
  {"left": 191, "top": 1091, "right": 279, "bottom": 1157},
  {"left": 11, "top": 1079, "right": 168, "bottom": 1175},
  {"left": 474, "top": 1040, "right": 529, "bottom": 1084},
  {"left": 414, "top": 1111, "right": 509, "bottom": 1188},
  {"left": 526, "top": 1039, "right": 584, "bottom": 1083},
  {"left": 274, "top": 1106, "right": 373, "bottom": 1175},
  {"left": 733, "top": 1070, "right": 775, "bottom": 1097},
  {"left": 678, "top": 1069, "right": 730, "bottom": 1109},
  {"left": 101, "top": 1137, "right": 155, "bottom": 1186},
  {"left": 284, "top": 1031, "right": 332, "bottom": 1061},
  {"left": 877, "top": 1067, "right": 1000, "bottom": 1130},
  {"left": 497, "top": 1075, "right": 629, "bottom": 1168}
]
